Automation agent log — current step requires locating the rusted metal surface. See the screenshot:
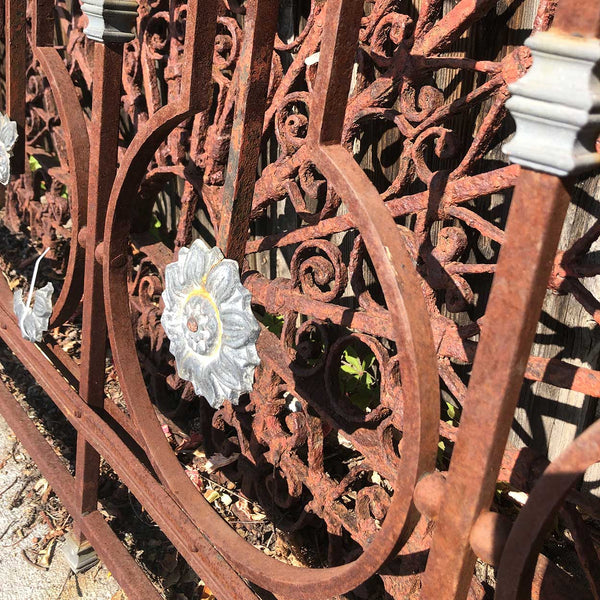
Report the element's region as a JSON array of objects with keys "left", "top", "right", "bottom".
[
  {"left": 5, "top": 0, "right": 26, "bottom": 176},
  {"left": 73, "top": 40, "right": 124, "bottom": 546},
  {"left": 420, "top": 171, "right": 573, "bottom": 600},
  {"left": 0, "top": 0, "right": 599, "bottom": 599}
]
